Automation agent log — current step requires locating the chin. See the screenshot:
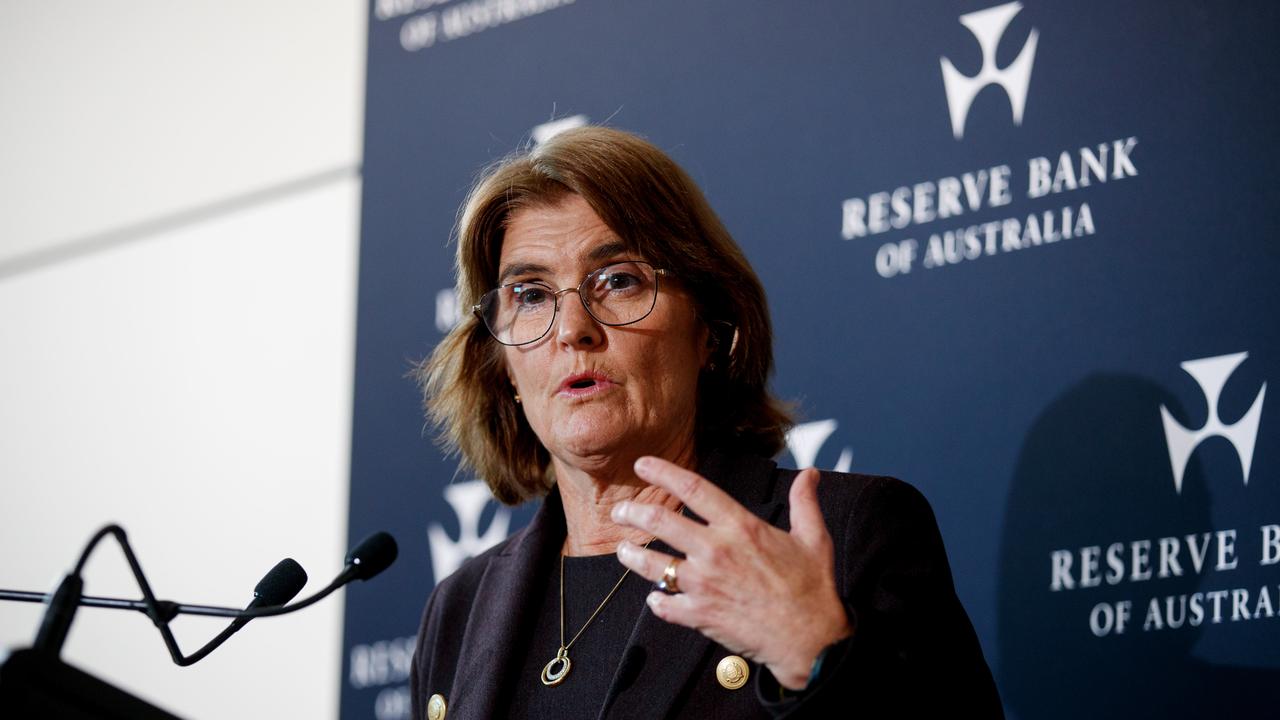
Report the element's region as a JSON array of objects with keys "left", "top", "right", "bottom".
[
  {"left": 548, "top": 423, "right": 633, "bottom": 466},
  {"left": 554, "top": 432, "right": 625, "bottom": 461}
]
